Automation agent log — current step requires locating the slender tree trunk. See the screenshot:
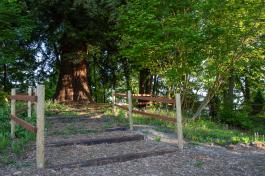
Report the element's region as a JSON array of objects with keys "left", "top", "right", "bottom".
[
  {"left": 238, "top": 76, "right": 250, "bottom": 104},
  {"left": 209, "top": 95, "right": 220, "bottom": 119},
  {"left": 181, "top": 74, "right": 189, "bottom": 109},
  {"left": 93, "top": 57, "right": 97, "bottom": 102},
  {"left": 3, "top": 64, "right": 7, "bottom": 91},
  {"left": 138, "top": 68, "right": 152, "bottom": 108},
  {"left": 152, "top": 75, "right": 158, "bottom": 96},
  {"left": 122, "top": 58, "right": 131, "bottom": 91},
  {"left": 192, "top": 74, "right": 222, "bottom": 120},
  {"left": 54, "top": 59, "right": 93, "bottom": 102},
  {"left": 223, "top": 73, "right": 235, "bottom": 111},
  {"left": 103, "top": 87, "right": 106, "bottom": 103},
  {"left": 139, "top": 68, "right": 152, "bottom": 94},
  {"left": 244, "top": 77, "right": 250, "bottom": 103}
]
